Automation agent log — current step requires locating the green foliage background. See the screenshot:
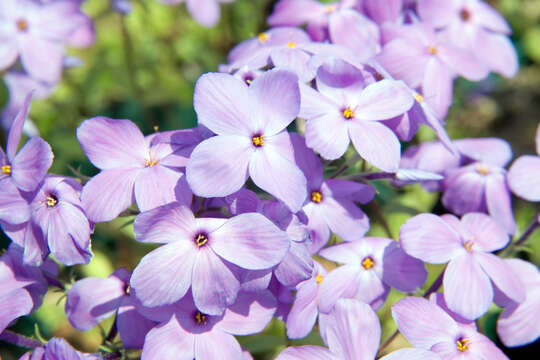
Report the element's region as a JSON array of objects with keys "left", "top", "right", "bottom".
[{"left": 1, "top": 0, "right": 539, "bottom": 358}]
